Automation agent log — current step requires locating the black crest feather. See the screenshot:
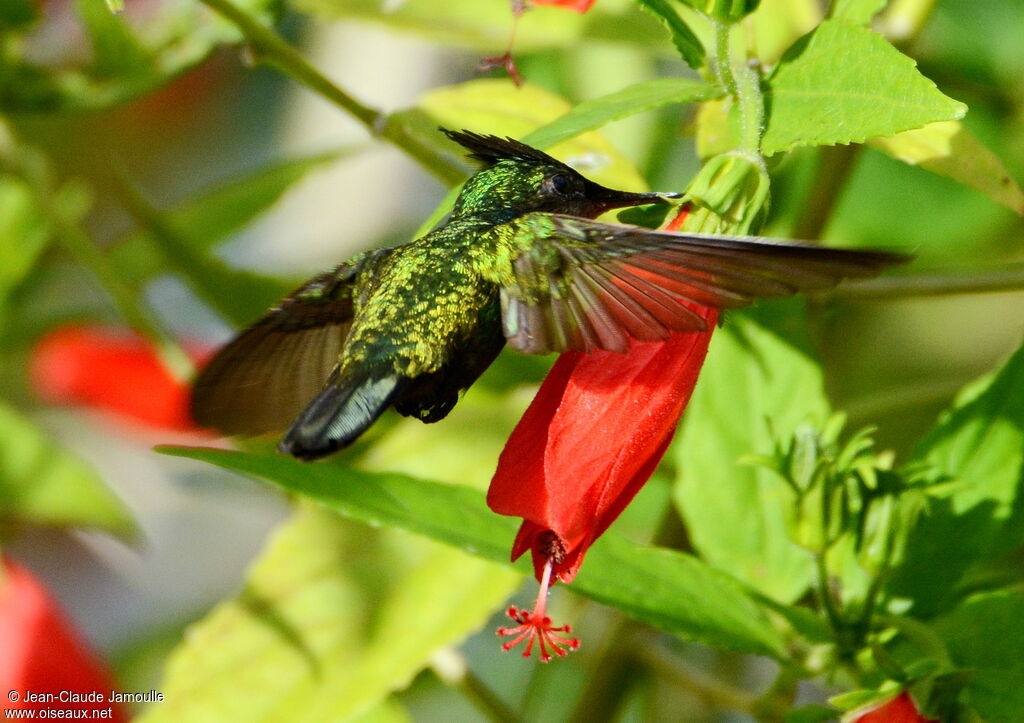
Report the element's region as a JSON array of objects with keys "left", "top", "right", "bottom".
[{"left": 441, "top": 128, "right": 563, "bottom": 168}]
